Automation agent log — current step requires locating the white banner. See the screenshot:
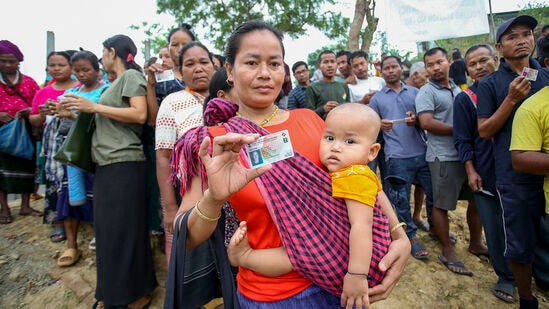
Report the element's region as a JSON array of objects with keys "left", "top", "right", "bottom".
[{"left": 385, "top": 0, "right": 490, "bottom": 42}]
